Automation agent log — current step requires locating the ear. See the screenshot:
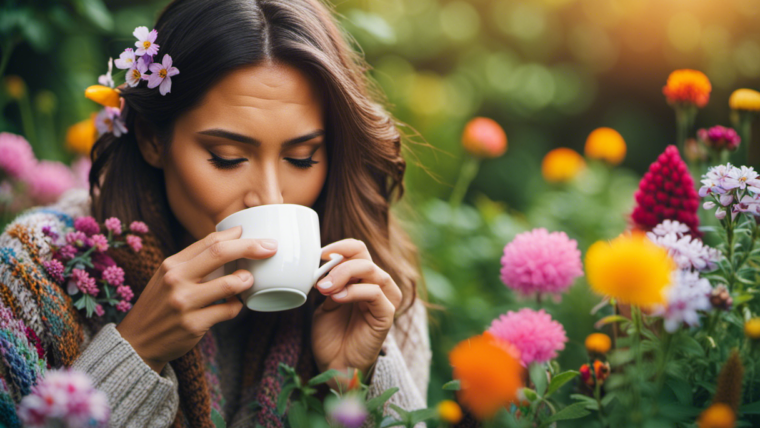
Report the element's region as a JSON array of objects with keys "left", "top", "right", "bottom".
[{"left": 134, "top": 116, "right": 163, "bottom": 169}]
